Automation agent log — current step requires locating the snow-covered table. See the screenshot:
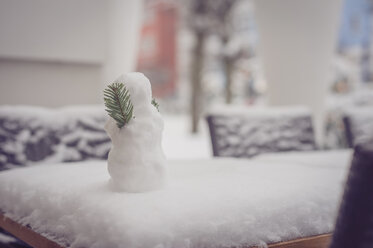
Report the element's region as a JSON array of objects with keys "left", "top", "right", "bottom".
[{"left": 0, "top": 150, "right": 352, "bottom": 248}]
